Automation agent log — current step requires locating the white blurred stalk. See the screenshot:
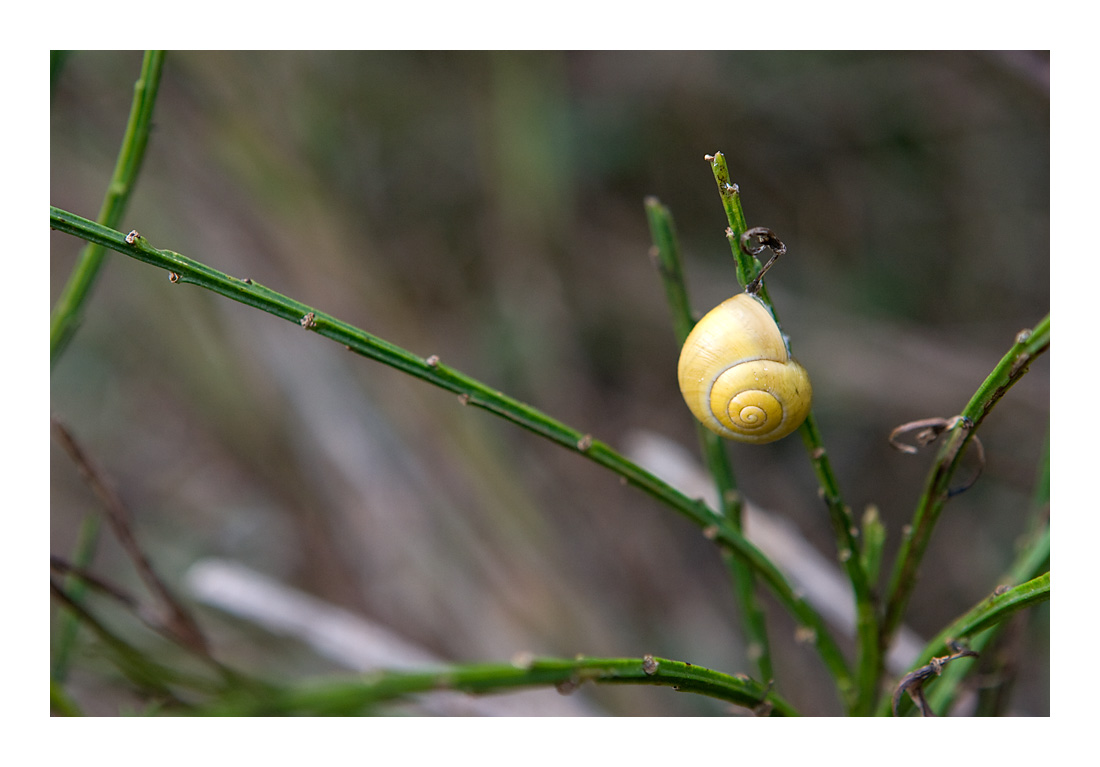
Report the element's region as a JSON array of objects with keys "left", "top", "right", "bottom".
[{"left": 186, "top": 558, "right": 599, "bottom": 716}]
